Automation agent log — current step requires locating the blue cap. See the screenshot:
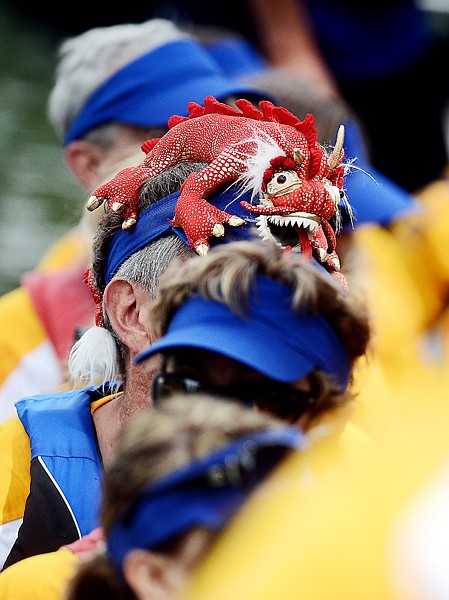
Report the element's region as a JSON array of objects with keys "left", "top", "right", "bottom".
[
  {"left": 65, "top": 39, "right": 272, "bottom": 145},
  {"left": 343, "top": 120, "right": 419, "bottom": 227},
  {"left": 107, "top": 426, "right": 303, "bottom": 572},
  {"left": 136, "top": 276, "right": 351, "bottom": 391}
]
